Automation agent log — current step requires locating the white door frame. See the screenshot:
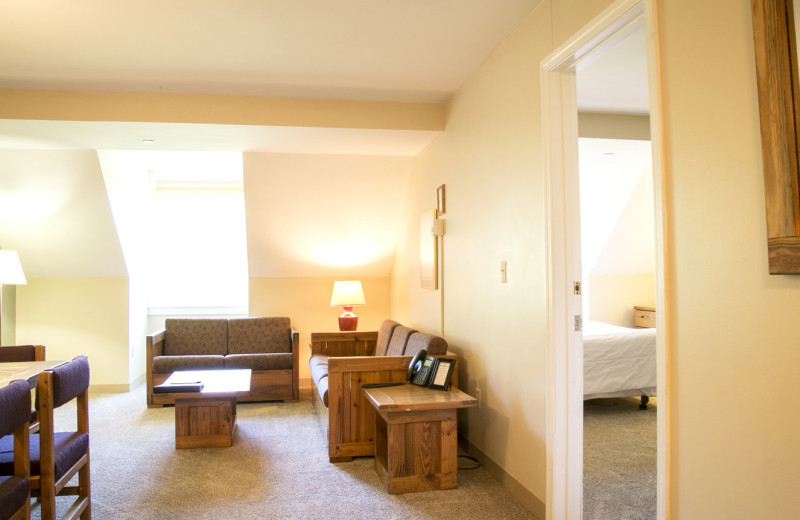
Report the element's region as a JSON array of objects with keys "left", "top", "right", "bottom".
[{"left": 541, "top": 1, "right": 669, "bottom": 518}]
